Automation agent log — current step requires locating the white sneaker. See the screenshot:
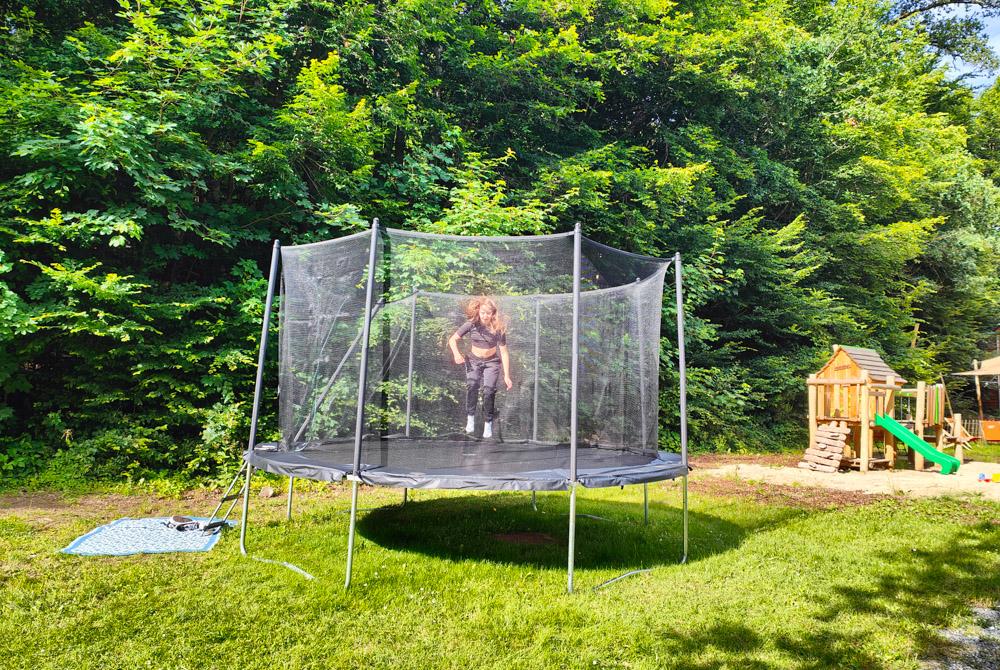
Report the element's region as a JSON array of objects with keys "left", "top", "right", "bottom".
[
  {"left": 483, "top": 421, "right": 493, "bottom": 439},
  {"left": 465, "top": 415, "right": 475, "bottom": 433}
]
